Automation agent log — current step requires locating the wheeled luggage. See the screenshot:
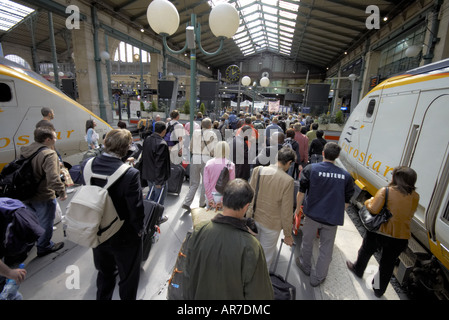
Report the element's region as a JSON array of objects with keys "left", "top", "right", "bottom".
[
  {"left": 167, "top": 163, "right": 185, "bottom": 195},
  {"left": 142, "top": 186, "right": 165, "bottom": 261},
  {"left": 270, "top": 239, "right": 296, "bottom": 300}
]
